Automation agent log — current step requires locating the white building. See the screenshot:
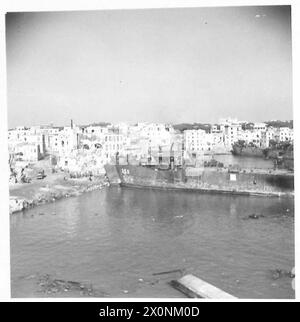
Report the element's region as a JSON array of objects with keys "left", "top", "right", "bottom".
[
  {"left": 184, "top": 129, "right": 207, "bottom": 152},
  {"left": 260, "top": 127, "right": 276, "bottom": 148},
  {"left": 278, "top": 127, "right": 293, "bottom": 142},
  {"left": 218, "top": 118, "right": 242, "bottom": 147},
  {"left": 103, "top": 131, "right": 127, "bottom": 163},
  {"left": 47, "top": 125, "right": 80, "bottom": 156},
  {"left": 184, "top": 129, "right": 229, "bottom": 154},
  {"left": 58, "top": 145, "right": 106, "bottom": 176},
  {"left": 124, "top": 123, "right": 176, "bottom": 160},
  {"left": 13, "top": 143, "right": 42, "bottom": 162},
  {"left": 184, "top": 130, "right": 213, "bottom": 153},
  {"left": 253, "top": 122, "right": 267, "bottom": 132},
  {"left": 81, "top": 125, "right": 109, "bottom": 140},
  {"left": 8, "top": 126, "right": 46, "bottom": 159},
  {"left": 238, "top": 129, "right": 261, "bottom": 146},
  {"left": 138, "top": 123, "right": 174, "bottom": 147}
]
